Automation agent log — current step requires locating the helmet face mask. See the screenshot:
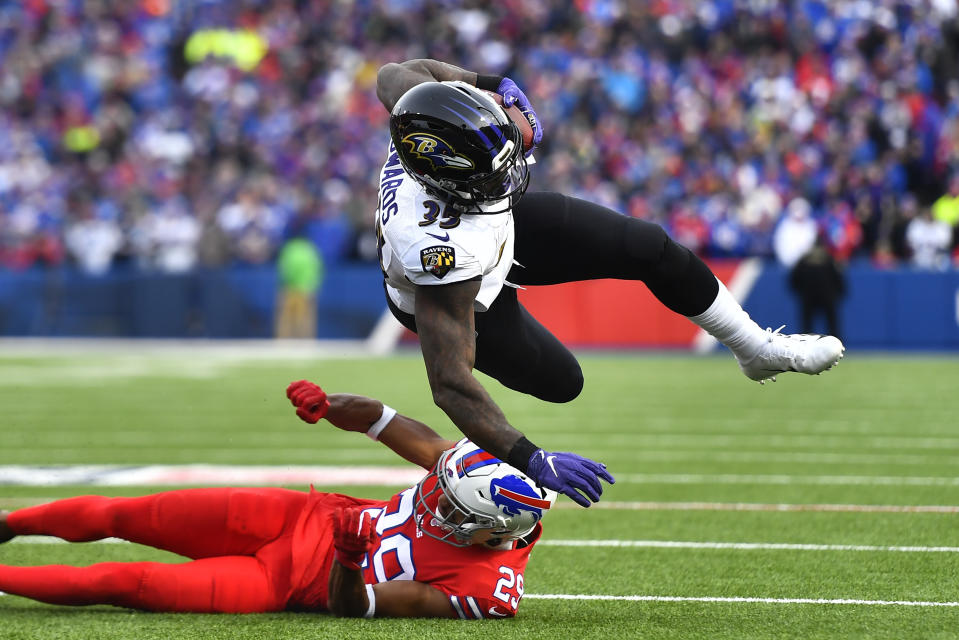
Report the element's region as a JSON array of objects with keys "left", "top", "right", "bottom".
[
  {"left": 390, "top": 81, "right": 530, "bottom": 214},
  {"left": 414, "top": 441, "right": 556, "bottom": 548}
]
